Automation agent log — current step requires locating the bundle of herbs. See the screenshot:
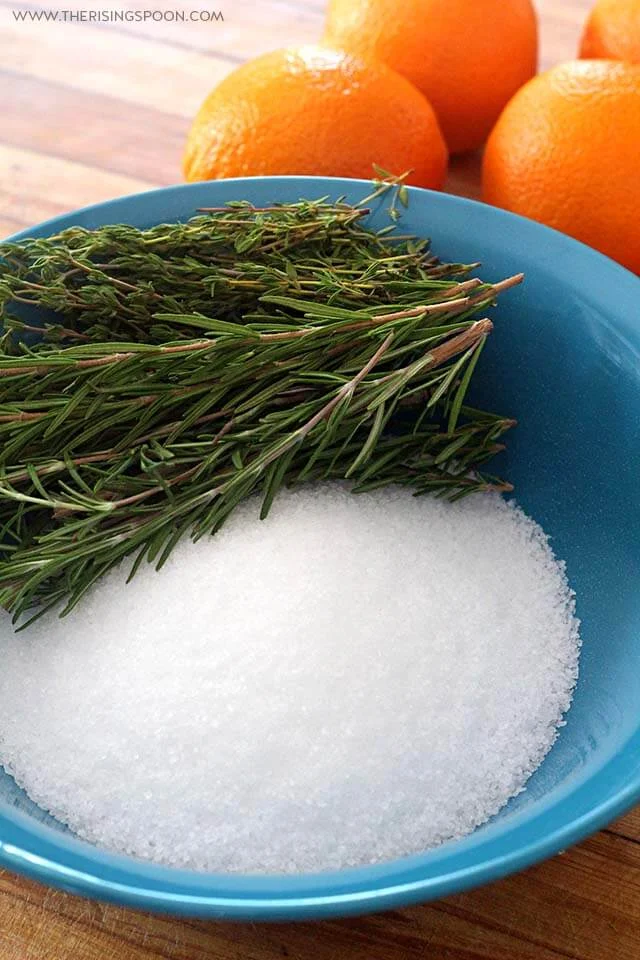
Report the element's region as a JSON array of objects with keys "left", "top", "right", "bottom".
[{"left": 0, "top": 182, "right": 521, "bottom": 623}]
